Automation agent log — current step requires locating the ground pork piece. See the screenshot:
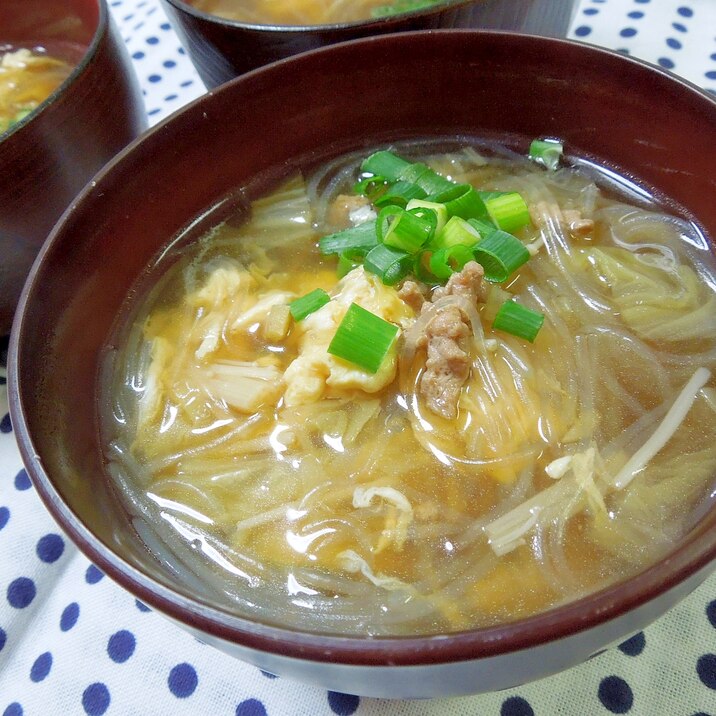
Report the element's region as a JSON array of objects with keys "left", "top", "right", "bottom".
[
  {"left": 563, "top": 208, "right": 595, "bottom": 238},
  {"left": 398, "top": 279, "right": 429, "bottom": 312},
  {"left": 432, "top": 261, "right": 487, "bottom": 303},
  {"left": 414, "top": 261, "right": 486, "bottom": 418},
  {"left": 418, "top": 305, "right": 471, "bottom": 419},
  {"left": 326, "top": 193, "right": 372, "bottom": 230}
]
